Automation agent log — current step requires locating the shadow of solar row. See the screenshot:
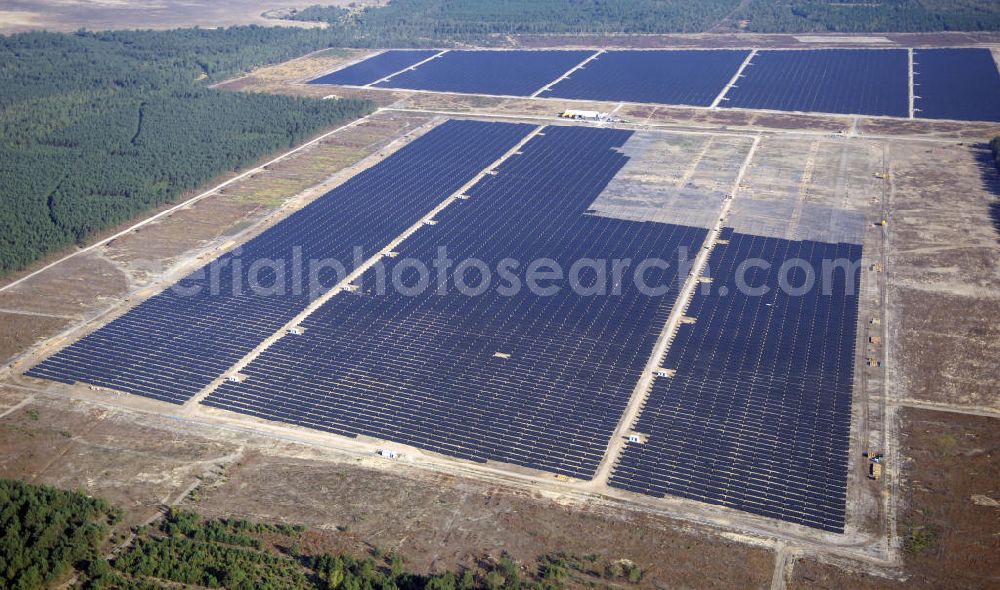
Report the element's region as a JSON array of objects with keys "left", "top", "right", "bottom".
[
  {"left": 610, "top": 231, "right": 861, "bottom": 532},
  {"left": 204, "top": 125, "right": 708, "bottom": 478},
  {"left": 308, "top": 50, "right": 440, "bottom": 86},
  {"left": 544, "top": 50, "right": 749, "bottom": 107},
  {"left": 26, "top": 120, "right": 536, "bottom": 404},
  {"left": 721, "top": 49, "right": 909, "bottom": 117},
  {"left": 375, "top": 50, "right": 595, "bottom": 96},
  {"left": 912, "top": 48, "right": 1000, "bottom": 123}
]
